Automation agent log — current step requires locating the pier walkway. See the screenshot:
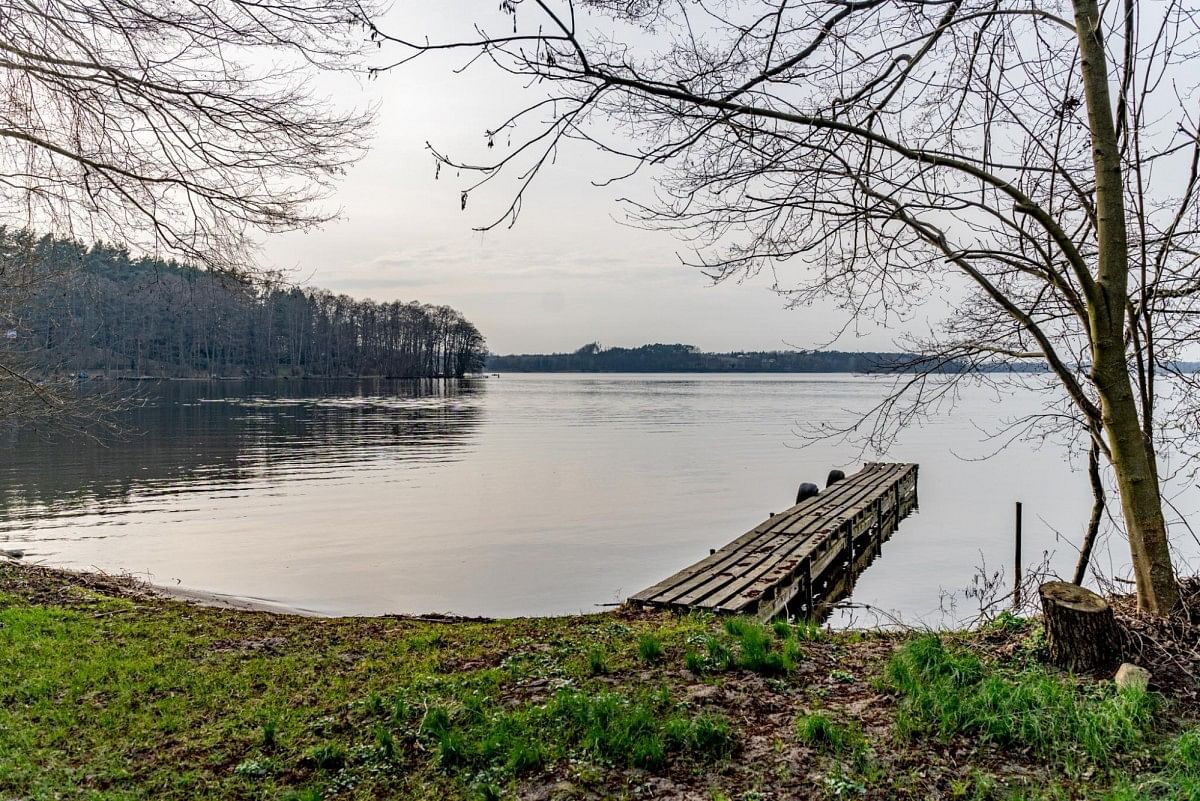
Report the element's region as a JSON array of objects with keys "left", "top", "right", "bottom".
[{"left": 630, "top": 463, "right": 918, "bottom": 620}]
